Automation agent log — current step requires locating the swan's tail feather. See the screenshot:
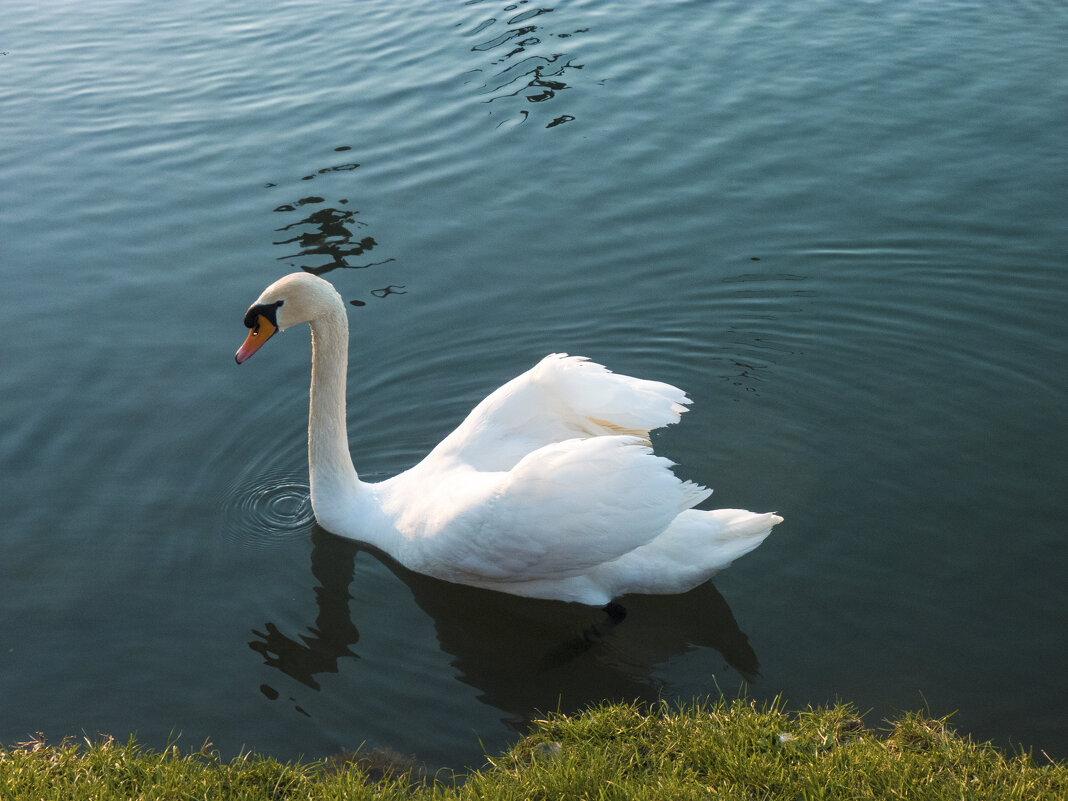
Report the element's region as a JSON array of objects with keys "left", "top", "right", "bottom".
[
  {"left": 701, "top": 509, "right": 781, "bottom": 559},
  {"left": 592, "top": 508, "right": 782, "bottom": 598}
]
